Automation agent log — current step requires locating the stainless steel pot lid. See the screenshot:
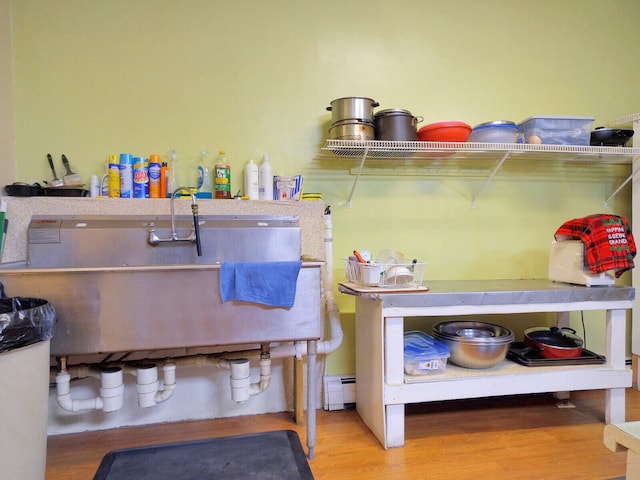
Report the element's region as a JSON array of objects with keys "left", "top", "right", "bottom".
[
  {"left": 330, "top": 119, "right": 375, "bottom": 126},
  {"left": 374, "top": 109, "right": 415, "bottom": 117},
  {"left": 328, "top": 96, "right": 378, "bottom": 103}
]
